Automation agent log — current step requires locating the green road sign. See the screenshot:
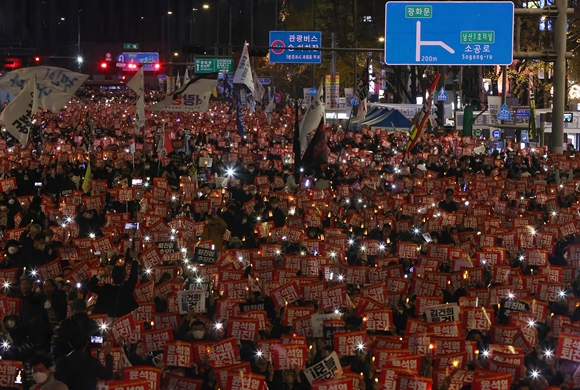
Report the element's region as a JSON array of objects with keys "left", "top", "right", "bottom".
[
  {"left": 124, "top": 43, "right": 139, "bottom": 49},
  {"left": 405, "top": 5, "right": 432, "bottom": 18},
  {"left": 194, "top": 58, "right": 234, "bottom": 74},
  {"left": 474, "top": 129, "right": 483, "bottom": 137},
  {"left": 460, "top": 31, "right": 495, "bottom": 44}
]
